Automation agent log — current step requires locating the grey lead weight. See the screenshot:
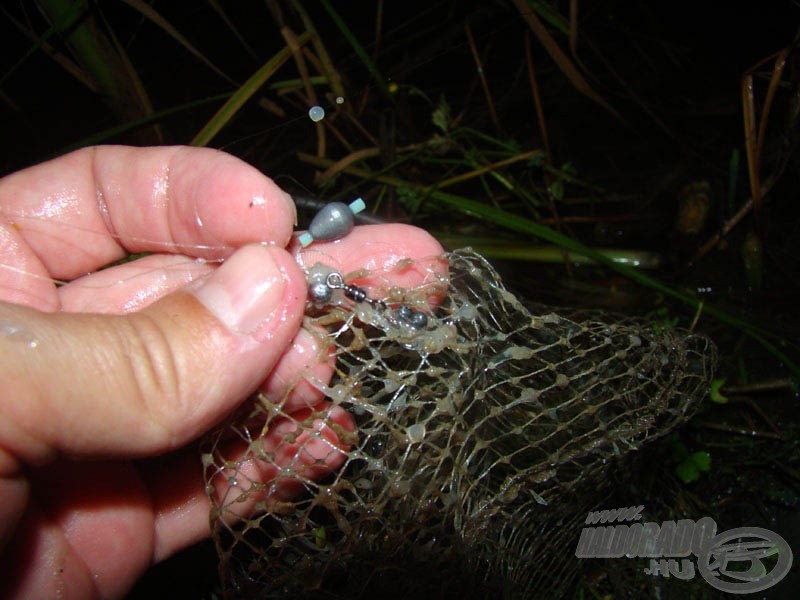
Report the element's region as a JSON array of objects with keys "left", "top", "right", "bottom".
[{"left": 298, "top": 198, "right": 366, "bottom": 247}]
